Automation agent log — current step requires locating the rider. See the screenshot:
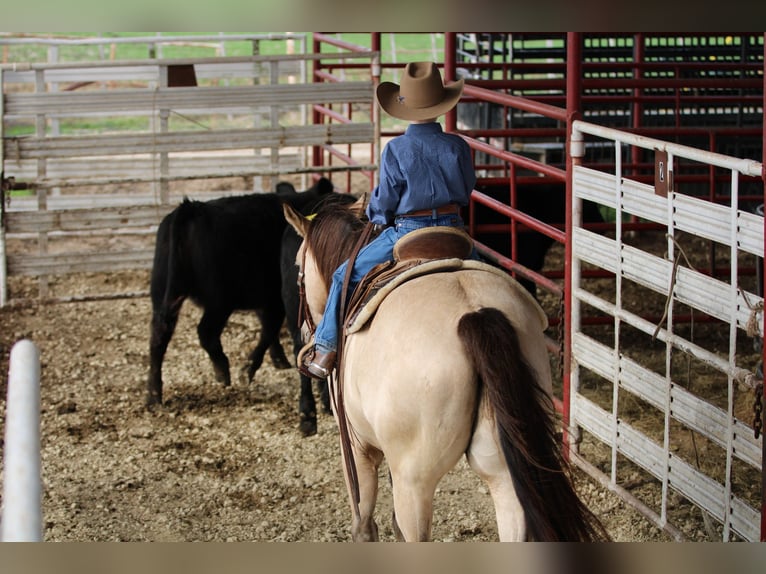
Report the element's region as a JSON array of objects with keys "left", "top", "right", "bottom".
[{"left": 302, "top": 61, "right": 477, "bottom": 379}]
